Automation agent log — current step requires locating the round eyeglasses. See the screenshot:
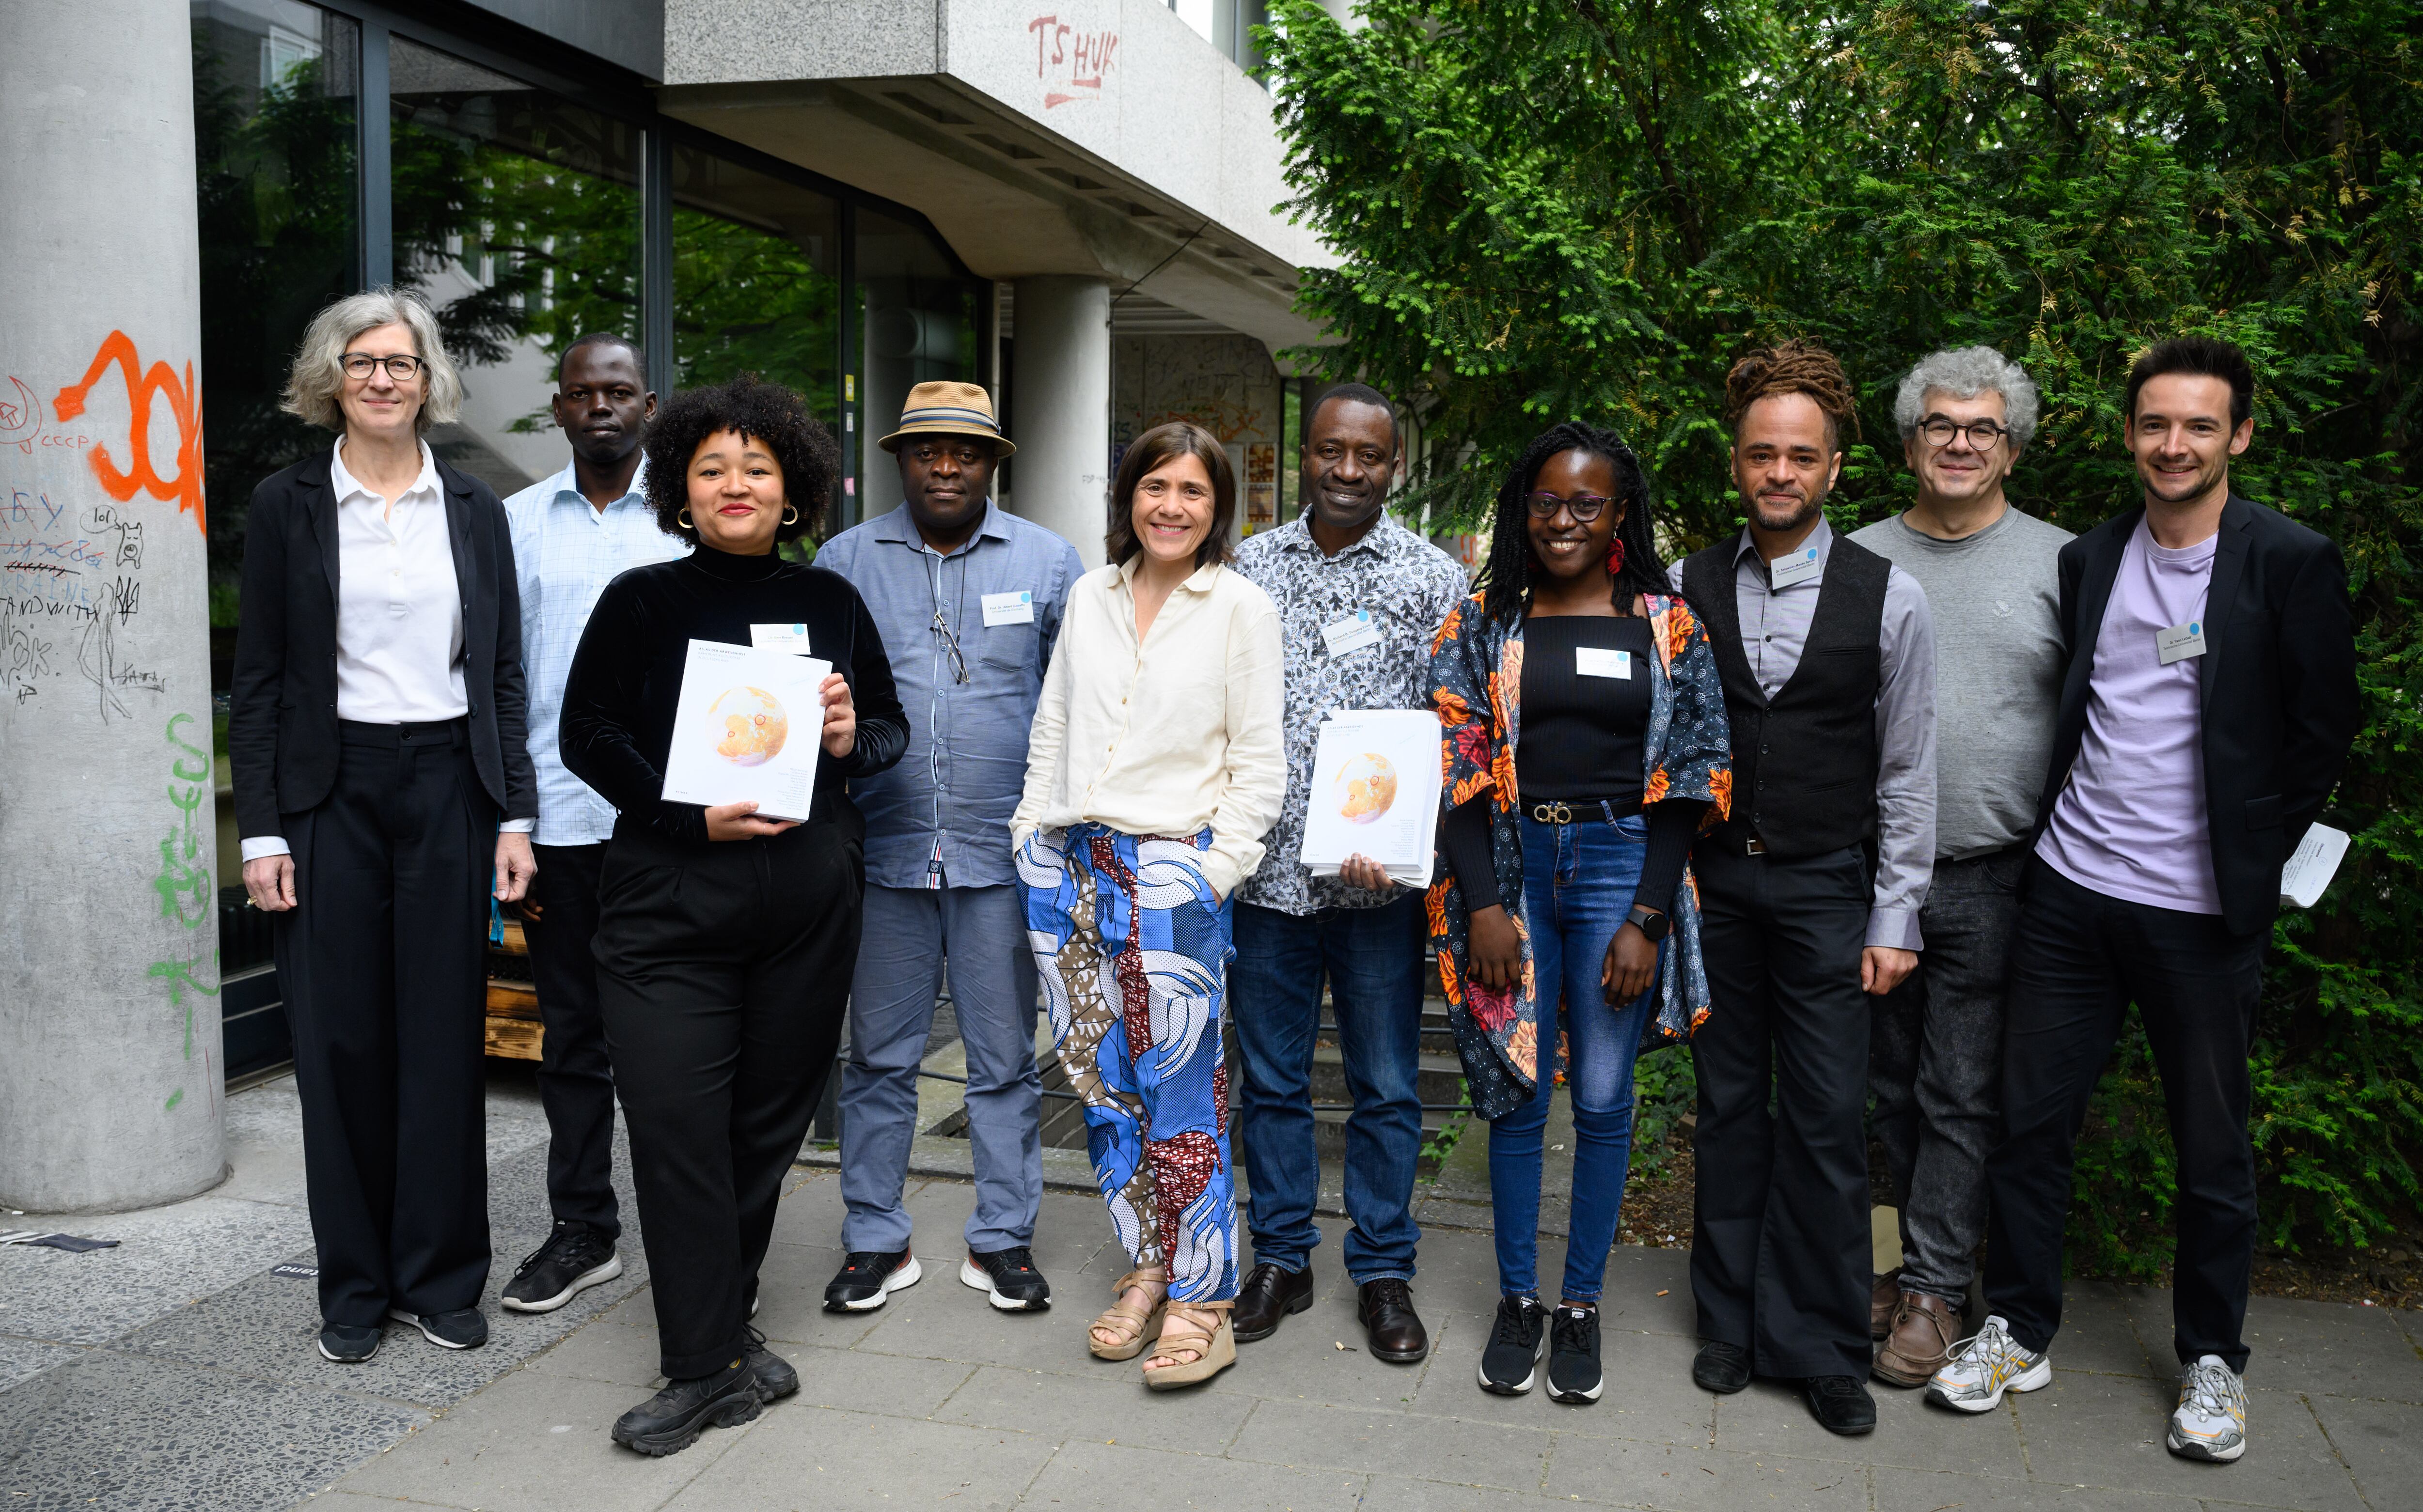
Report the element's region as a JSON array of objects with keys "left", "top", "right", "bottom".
[
  {"left": 1523, "top": 491, "right": 1612, "bottom": 522},
  {"left": 341, "top": 353, "right": 427, "bottom": 382},
  {"left": 1919, "top": 416, "right": 2008, "bottom": 449}
]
